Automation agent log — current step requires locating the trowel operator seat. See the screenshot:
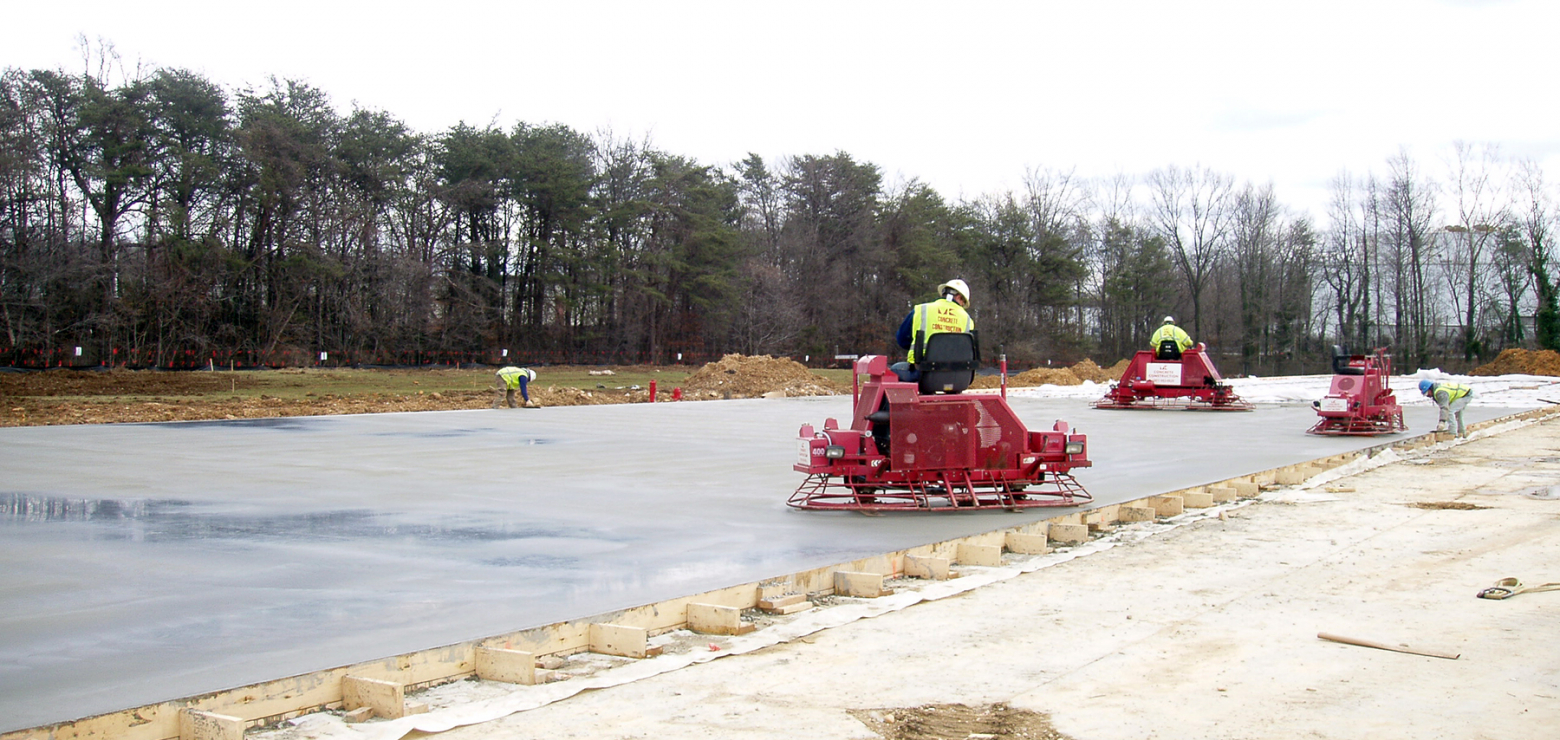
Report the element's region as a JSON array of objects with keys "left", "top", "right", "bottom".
[
  {"left": 1331, "top": 345, "right": 1365, "bottom": 375},
  {"left": 1156, "top": 339, "right": 1182, "bottom": 361},
  {"left": 914, "top": 331, "right": 979, "bottom": 394}
]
